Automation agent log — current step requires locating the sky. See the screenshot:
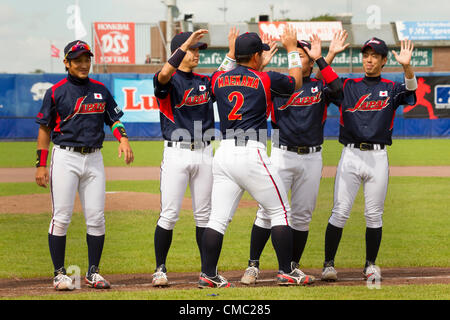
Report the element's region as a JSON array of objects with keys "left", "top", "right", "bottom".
[{"left": 1, "top": 0, "right": 449, "bottom": 73}]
